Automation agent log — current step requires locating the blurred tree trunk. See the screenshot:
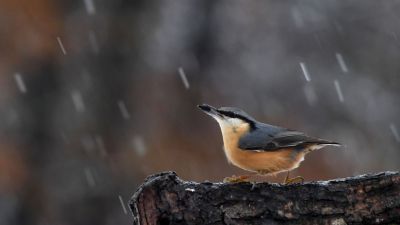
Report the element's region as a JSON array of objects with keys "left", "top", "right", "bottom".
[{"left": 130, "top": 171, "right": 400, "bottom": 225}]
